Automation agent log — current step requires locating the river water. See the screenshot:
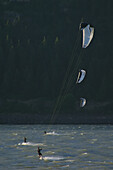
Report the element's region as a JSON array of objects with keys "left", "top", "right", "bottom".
[{"left": 0, "top": 124, "right": 113, "bottom": 169}]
